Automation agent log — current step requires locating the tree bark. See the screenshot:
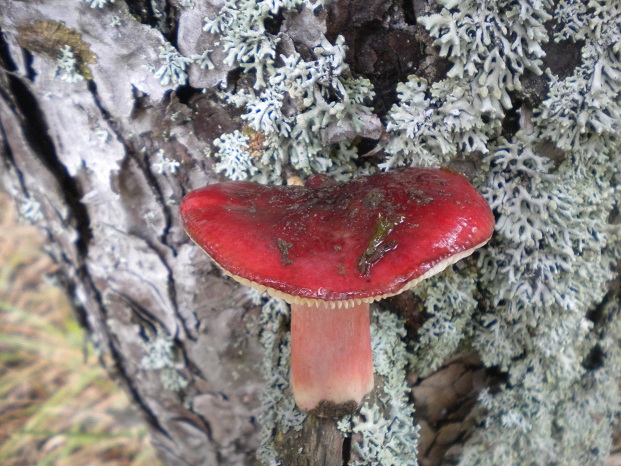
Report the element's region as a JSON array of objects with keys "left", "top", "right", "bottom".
[
  {"left": 1, "top": 1, "right": 618, "bottom": 465},
  {"left": 0, "top": 2, "right": 267, "bottom": 464},
  {"left": 0, "top": 0, "right": 445, "bottom": 460}
]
